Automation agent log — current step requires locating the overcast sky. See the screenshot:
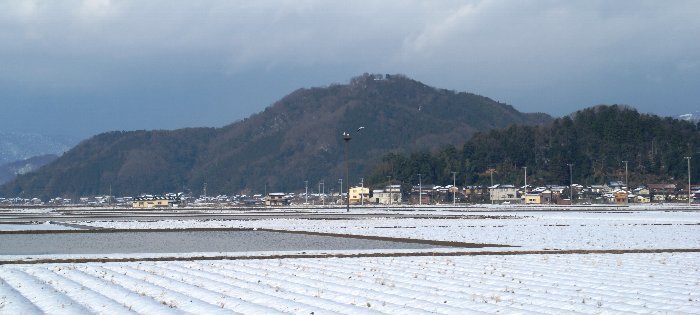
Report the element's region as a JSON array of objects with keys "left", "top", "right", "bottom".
[{"left": 2, "top": 0, "right": 699, "bottom": 138}]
